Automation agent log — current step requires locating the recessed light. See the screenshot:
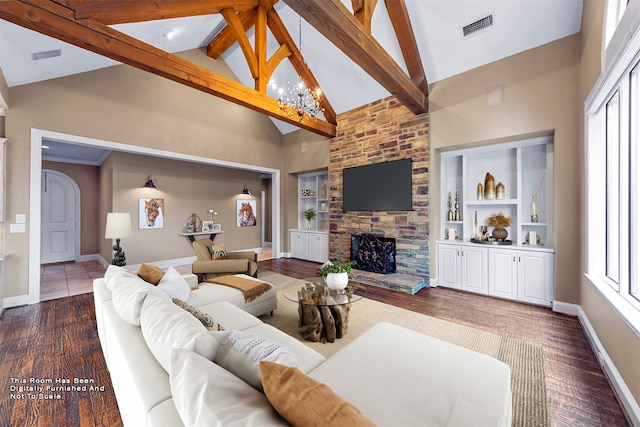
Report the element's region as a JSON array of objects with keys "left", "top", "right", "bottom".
[
  {"left": 164, "top": 29, "right": 176, "bottom": 40},
  {"left": 41, "top": 145, "right": 50, "bottom": 149}
]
